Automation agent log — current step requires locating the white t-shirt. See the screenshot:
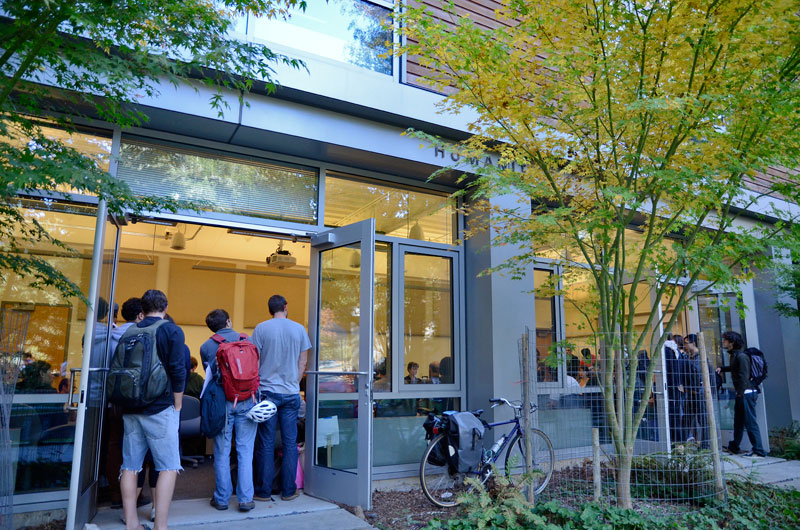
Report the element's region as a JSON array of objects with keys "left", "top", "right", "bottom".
[{"left": 252, "top": 317, "right": 312, "bottom": 395}]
